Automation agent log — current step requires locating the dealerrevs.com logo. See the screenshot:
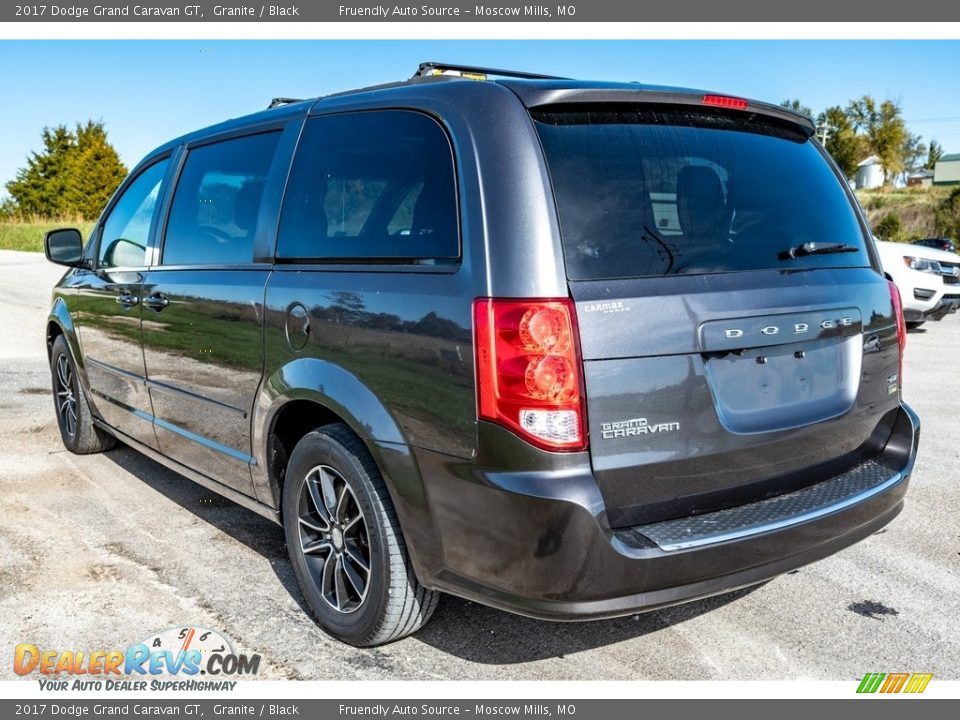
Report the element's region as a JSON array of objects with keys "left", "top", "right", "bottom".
[
  {"left": 856, "top": 673, "right": 933, "bottom": 694},
  {"left": 14, "top": 626, "right": 260, "bottom": 691}
]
